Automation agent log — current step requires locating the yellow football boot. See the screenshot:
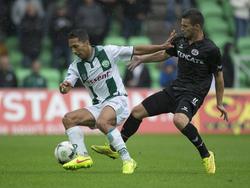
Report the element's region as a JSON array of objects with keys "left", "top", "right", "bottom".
[
  {"left": 91, "top": 143, "right": 119, "bottom": 159},
  {"left": 122, "top": 159, "right": 137, "bottom": 174},
  {"left": 63, "top": 155, "right": 93, "bottom": 170},
  {"left": 202, "top": 151, "right": 216, "bottom": 174}
]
